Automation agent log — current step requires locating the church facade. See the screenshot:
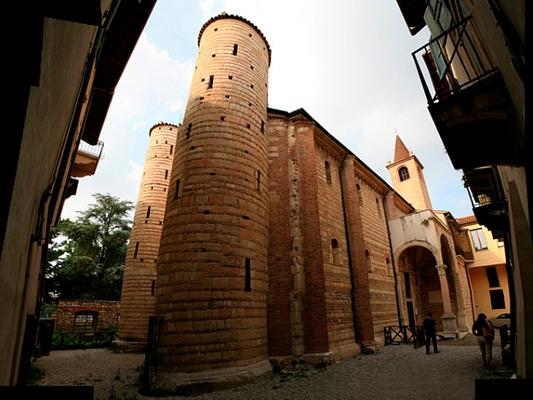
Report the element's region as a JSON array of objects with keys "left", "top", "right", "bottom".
[{"left": 118, "top": 13, "right": 476, "bottom": 392}]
